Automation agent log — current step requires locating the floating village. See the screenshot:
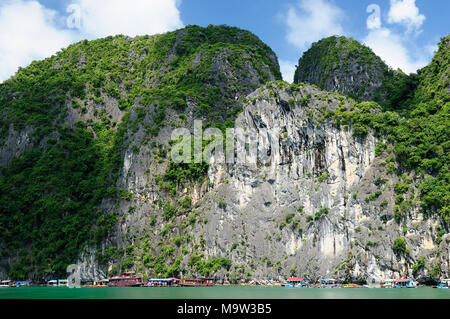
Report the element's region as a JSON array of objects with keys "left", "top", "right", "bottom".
[{"left": 1, "top": 272, "right": 449, "bottom": 289}]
